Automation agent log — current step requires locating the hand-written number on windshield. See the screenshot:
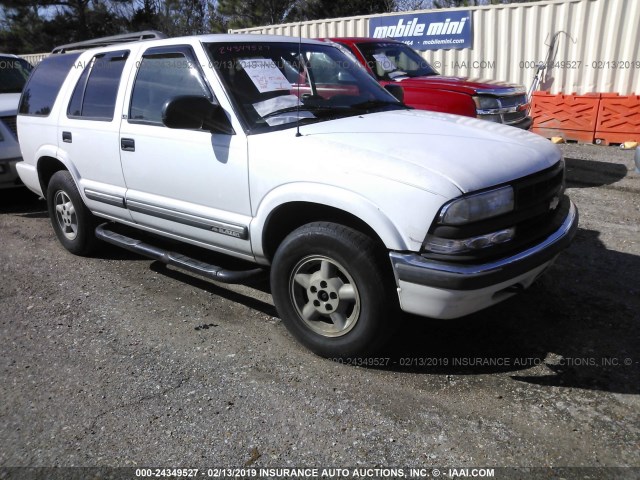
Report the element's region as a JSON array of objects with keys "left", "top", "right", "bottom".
[{"left": 217, "top": 44, "right": 270, "bottom": 54}]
